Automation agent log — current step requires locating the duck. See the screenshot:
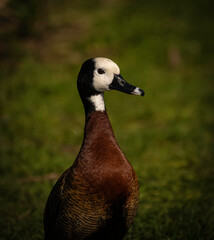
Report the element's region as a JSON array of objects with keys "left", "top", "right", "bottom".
[{"left": 44, "top": 57, "right": 145, "bottom": 240}]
